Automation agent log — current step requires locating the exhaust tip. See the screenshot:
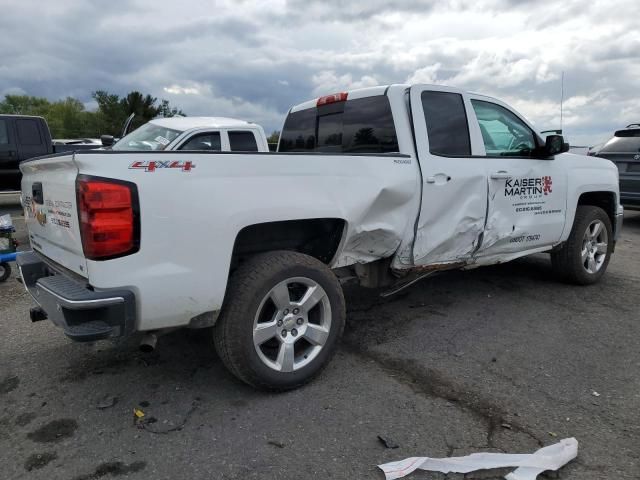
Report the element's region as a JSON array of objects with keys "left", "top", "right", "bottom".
[
  {"left": 30, "top": 306, "right": 48, "bottom": 322},
  {"left": 139, "top": 333, "right": 157, "bottom": 353}
]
